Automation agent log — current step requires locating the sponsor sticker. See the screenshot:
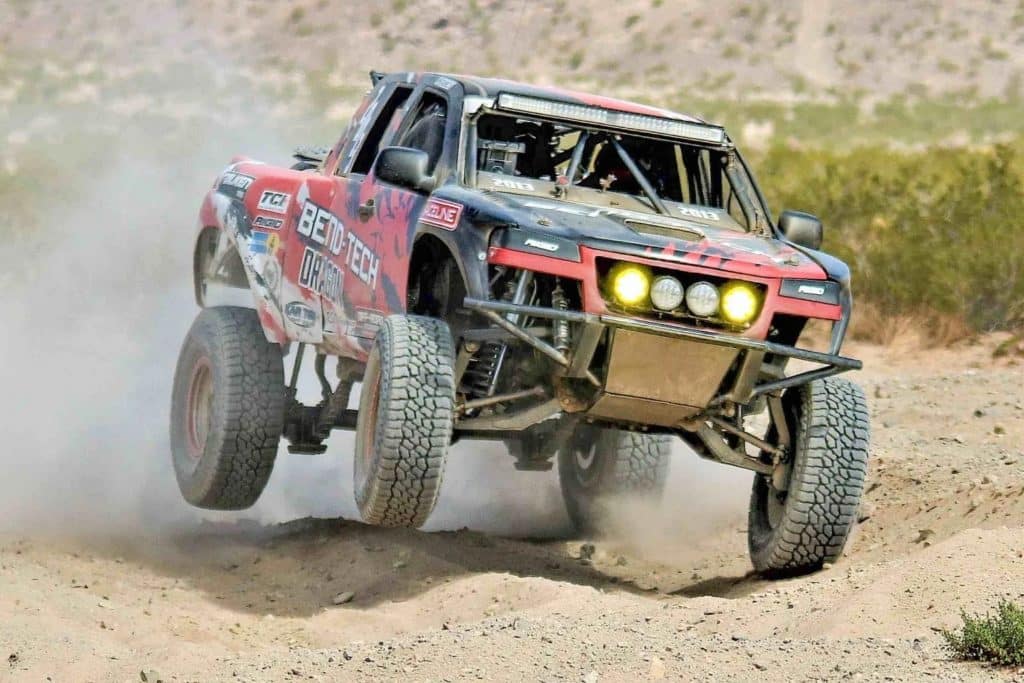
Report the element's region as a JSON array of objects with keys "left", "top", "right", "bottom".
[
  {"left": 252, "top": 215, "right": 283, "bottom": 230},
  {"left": 344, "top": 231, "right": 381, "bottom": 290},
  {"left": 262, "top": 257, "right": 281, "bottom": 291},
  {"left": 257, "top": 190, "right": 291, "bottom": 214},
  {"left": 297, "top": 200, "right": 345, "bottom": 255},
  {"left": 217, "top": 171, "right": 254, "bottom": 200},
  {"left": 356, "top": 310, "right": 385, "bottom": 327},
  {"left": 678, "top": 206, "right": 721, "bottom": 221},
  {"left": 298, "top": 246, "right": 344, "bottom": 306},
  {"left": 492, "top": 177, "right": 535, "bottom": 191},
  {"left": 421, "top": 198, "right": 463, "bottom": 231},
  {"left": 797, "top": 284, "right": 826, "bottom": 296},
  {"left": 524, "top": 238, "right": 559, "bottom": 252},
  {"left": 434, "top": 76, "right": 458, "bottom": 90},
  {"left": 324, "top": 309, "right": 339, "bottom": 334},
  {"left": 249, "top": 230, "right": 281, "bottom": 256},
  {"left": 284, "top": 301, "right": 318, "bottom": 328}
]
